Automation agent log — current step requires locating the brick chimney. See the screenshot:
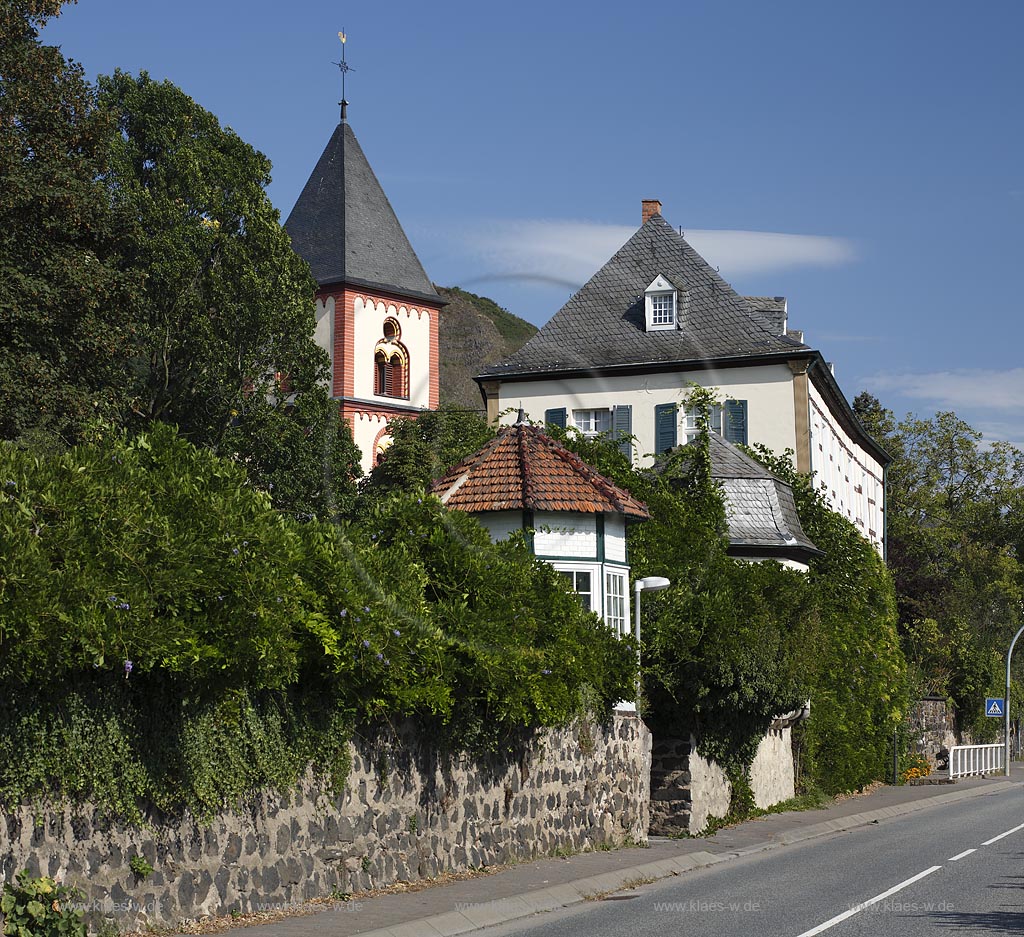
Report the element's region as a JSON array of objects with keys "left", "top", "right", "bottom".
[{"left": 641, "top": 199, "right": 662, "bottom": 224}]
